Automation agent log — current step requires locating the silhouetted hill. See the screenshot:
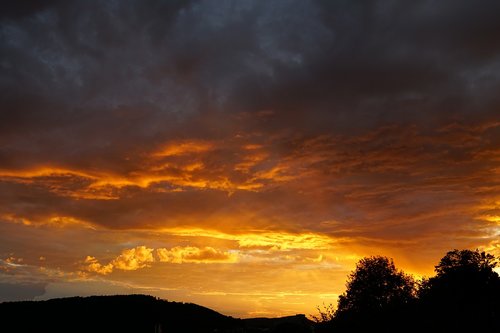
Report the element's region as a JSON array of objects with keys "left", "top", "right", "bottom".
[
  {"left": 243, "top": 314, "right": 313, "bottom": 332},
  {"left": 0, "top": 294, "right": 313, "bottom": 333}
]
